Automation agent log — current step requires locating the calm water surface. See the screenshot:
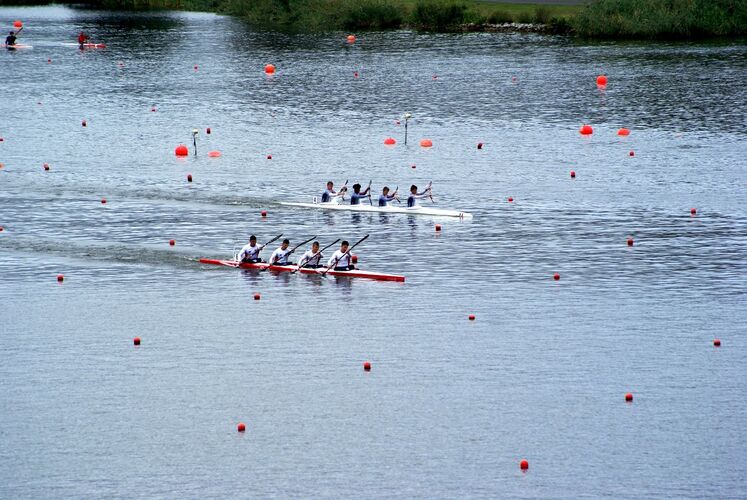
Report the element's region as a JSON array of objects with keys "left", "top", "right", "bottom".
[{"left": 1, "top": 6, "right": 746, "bottom": 498}]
